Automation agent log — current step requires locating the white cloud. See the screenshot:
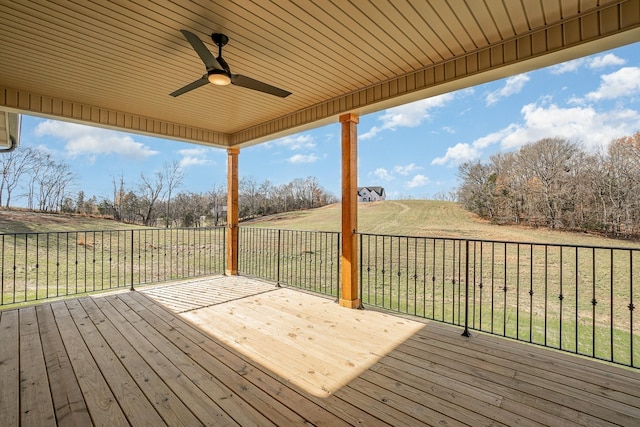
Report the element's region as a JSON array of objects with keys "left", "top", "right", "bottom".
[
  {"left": 471, "top": 124, "right": 520, "bottom": 149},
  {"left": 464, "top": 101, "right": 640, "bottom": 153},
  {"left": 287, "top": 153, "right": 319, "bottom": 163},
  {"left": 442, "top": 126, "right": 455, "bottom": 134},
  {"left": 177, "top": 148, "right": 212, "bottom": 168},
  {"left": 360, "top": 93, "right": 455, "bottom": 140},
  {"left": 406, "top": 174, "right": 429, "bottom": 188},
  {"left": 549, "top": 58, "right": 585, "bottom": 74},
  {"left": 550, "top": 53, "right": 625, "bottom": 75},
  {"left": 431, "top": 143, "right": 480, "bottom": 166},
  {"left": 485, "top": 74, "right": 530, "bottom": 106},
  {"left": 178, "top": 148, "right": 206, "bottom": 157},
  {"left": 501, "top": 103, "right": 640, "bottom": 151},
  {"left": 585, "top": 67, "right": 640, "bottom": 101},
  {"left": 393, "top": 163, "right": 421, "bottom": 176},
  {"left": 271, "top": 134, "right": 316, "bottom": 150},
  {"left": 373, "top": 168, "right": 394, "bottom": 181},
  {"left": 34, "top": 120, "right": 158, "bottom": 160},
  {"left": 588, "top": 53, "right": 626, "bottom": 69}
]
